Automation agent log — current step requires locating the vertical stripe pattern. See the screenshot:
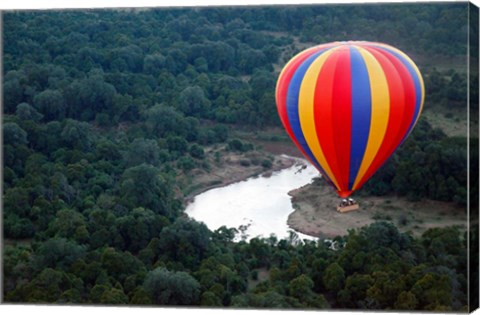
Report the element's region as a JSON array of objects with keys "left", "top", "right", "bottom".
[{"left": 275, "top": 41, "right": 425, "bottom": 198}]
